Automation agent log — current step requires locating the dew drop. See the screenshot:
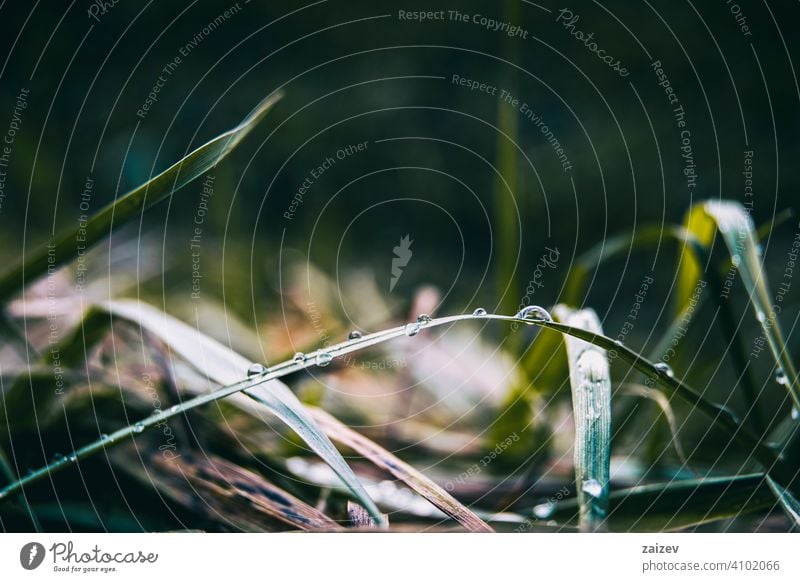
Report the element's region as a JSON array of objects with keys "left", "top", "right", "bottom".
[
  {"left": 169, "top": 405, "right": 180, "bottom": 413},
  {"left": 247, "top": 363, "right": 267, "bottom": 377},
  {"left": 68, "top": 453, "right": 77, "bottom": 463},
  {"left": 348, "top": 330, "right": 363, "bottom": 340},
  {"left": 405, "top": 323, "right": 420, "bottom": 337},
  {"left": 582, "top": 478, "right": 603, "bottom": 499},
  {"left": 472, "top": 307, "right": 487, "bottom": 317},
  {"left": 133, "top": 422, "right": 145, "bottom": 434},
  {"left": 578, "top": 351, "right": 608, "bottom": 383},
  {"left": 100, "top": 433, "right": 110, "bottom": 442},
  {"left": 515, "top": 305, "right": 553, "bottom": 322},
  {"left": 756, "top": 311, "right": 767, "bottom": 324},
  {"left": 792, "top": 407, "right": 799, "bottom": 420},
  {"left": 293, "top": 352, "right": 306, "bottom": 363},
  {"left": 52, "top": 453, "right": 65, "bottom": 463},
  {"left": 533, "top": 501, "right": 556, "bottom": 519},
  {"left": 654, "top": 362, "right": 674, "bottom": 378},
  {"left": 774, "top": 367, "right": 789, "bottom": 386},
  {"left": 416, "top": 313, "right": 432, "bottom": 325},
  {"left": 316, "top": 352, "right": 333, "bottom": 367}
]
